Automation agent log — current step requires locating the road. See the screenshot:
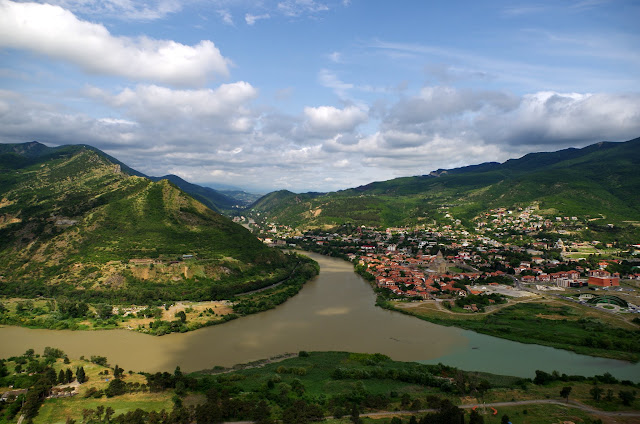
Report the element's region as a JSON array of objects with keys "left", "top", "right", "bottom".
[
  {"left": 363, "top": 399, "right": 640, "bottom": 418},
  {"left": 223, "top": 398, "right": 640, "bottom": 423}
]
